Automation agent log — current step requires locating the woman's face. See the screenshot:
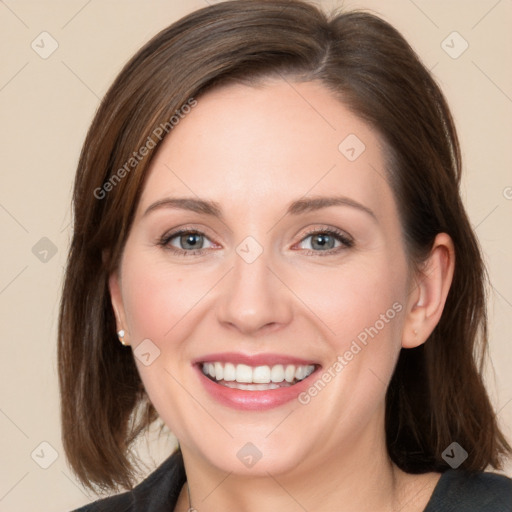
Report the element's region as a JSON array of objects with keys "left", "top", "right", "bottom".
[{"left": 110, "top": 80, "right": 416, "bottom": 476}]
